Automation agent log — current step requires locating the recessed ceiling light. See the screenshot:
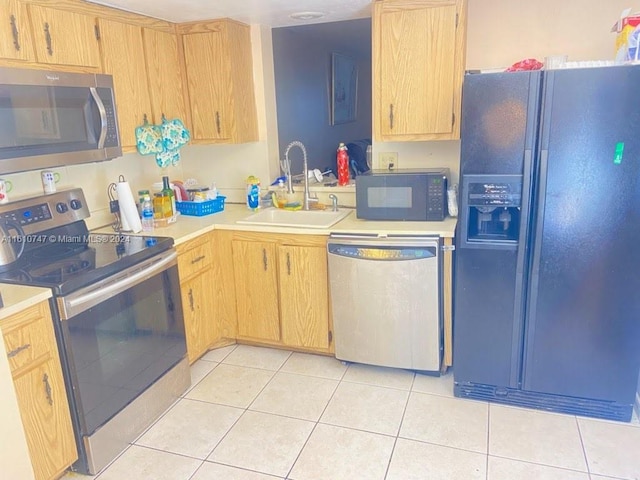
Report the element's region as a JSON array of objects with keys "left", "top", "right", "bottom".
[{"left": 289, "top": 11, "right": 326, "bottom": 21}]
